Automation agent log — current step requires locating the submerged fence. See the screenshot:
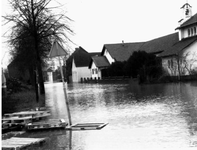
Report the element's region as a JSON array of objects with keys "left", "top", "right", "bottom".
[{"left": 81, "top": 76, "right": 131, "bottom": 83}]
